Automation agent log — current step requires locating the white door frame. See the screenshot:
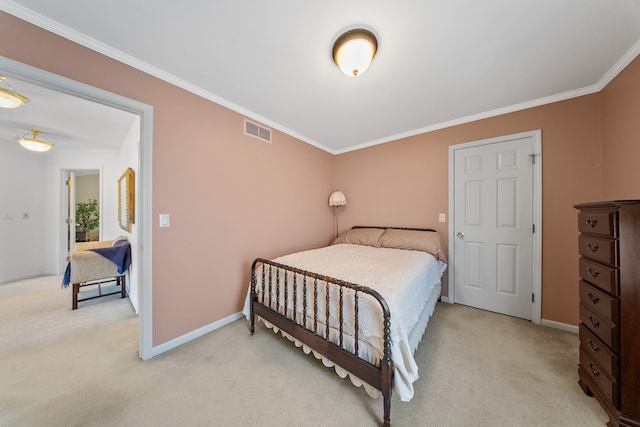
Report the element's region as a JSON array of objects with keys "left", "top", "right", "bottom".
[
  {"left": 0, "top": 56, "right": 155, "bottom": 359},
  {"left": 447, "top": 130, "right": 542, "bottom": 324},
  {"left": 63, "top": 168, "right": 102, "bottom": 264}
]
